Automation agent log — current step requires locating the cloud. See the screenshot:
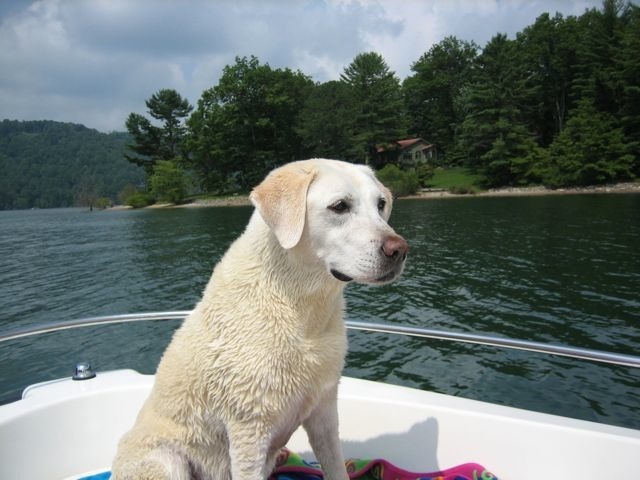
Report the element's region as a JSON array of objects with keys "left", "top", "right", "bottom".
[{"left": 0, "top": 0, "right": 602, "bottom": 132}]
